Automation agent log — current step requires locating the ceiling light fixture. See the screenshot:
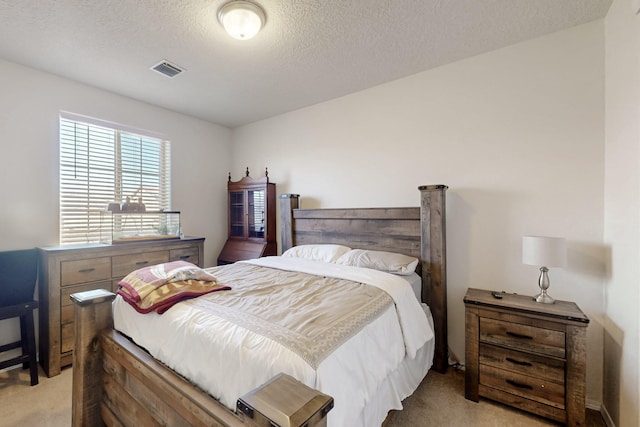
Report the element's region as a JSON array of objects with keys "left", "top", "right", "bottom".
[{"left": 217, "top": 1, "right": 266, "bottom": 40}]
